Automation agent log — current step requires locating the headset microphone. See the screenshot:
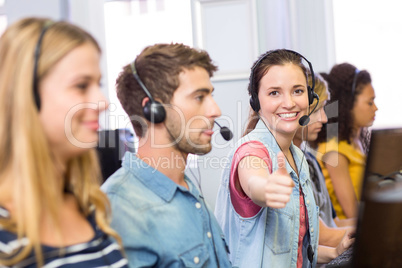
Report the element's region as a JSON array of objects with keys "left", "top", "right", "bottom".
[
  {"left": 298, "top": 93, "right": 319, "bottom": 126},
  {"left": 214, "top": 121, "right": 233, "bottom": 141}
]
